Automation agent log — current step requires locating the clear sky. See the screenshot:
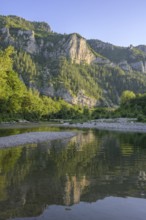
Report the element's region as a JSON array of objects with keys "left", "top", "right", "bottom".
[{"left": 1, "top": 0, "right": 146, "bottom": 46}]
